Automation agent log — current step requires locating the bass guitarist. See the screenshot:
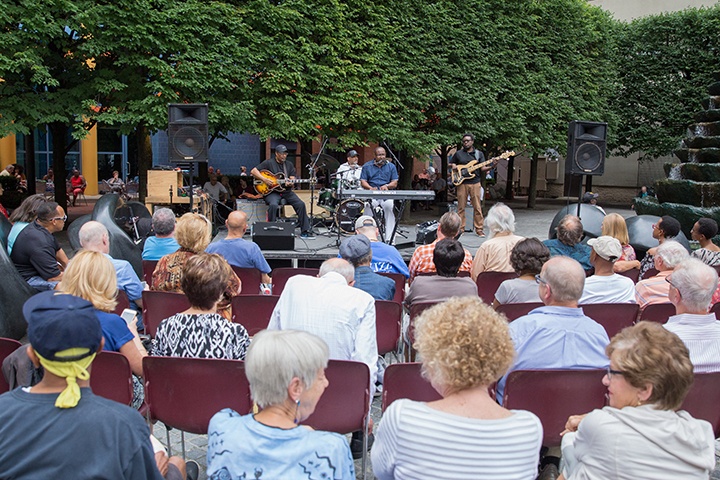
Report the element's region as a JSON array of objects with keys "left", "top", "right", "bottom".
[
  {"left": 449, "top": 133, "right": 495, "bottom": 237},
  {"left": 251, "top": 144, "right": 313, "bottom": 238}
]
